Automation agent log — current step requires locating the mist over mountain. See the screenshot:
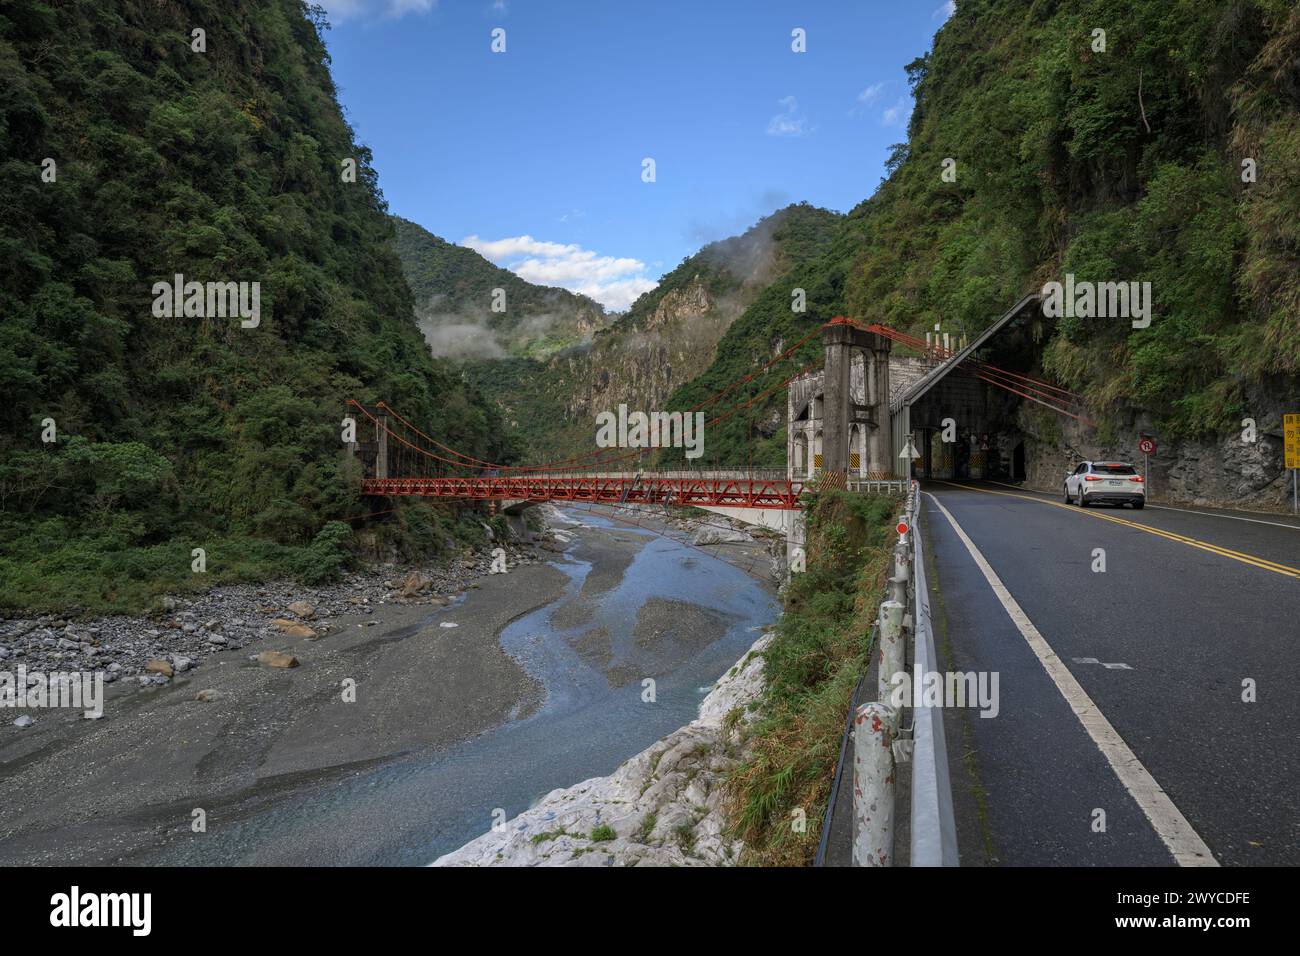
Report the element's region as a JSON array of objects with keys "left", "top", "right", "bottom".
[{"left": 391, "top": 216, "right": 609, "bottom": 361}]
